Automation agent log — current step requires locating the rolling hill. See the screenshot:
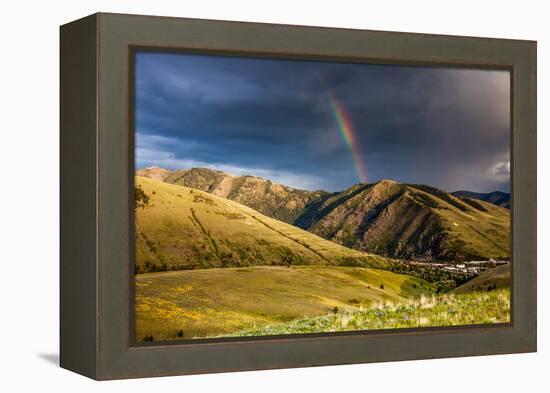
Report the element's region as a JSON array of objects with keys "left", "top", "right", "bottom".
[
  {"left": 136, "top": 265, "right": 435, "bottom": 340},
  {"left": 295, "top": 180, "right": 510, "bottom": 261},
  {"left": 136, "top": 166, "right": 173, "bottom": 181},
  {"left": 134, "top": 176, "right": 388, "bottom": 273},
  {"left": 452, "top": 190, "right": 510, "bottom": 209},
  {"left": 451, "top": 264, "right": 511, "bottom": 294}
]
